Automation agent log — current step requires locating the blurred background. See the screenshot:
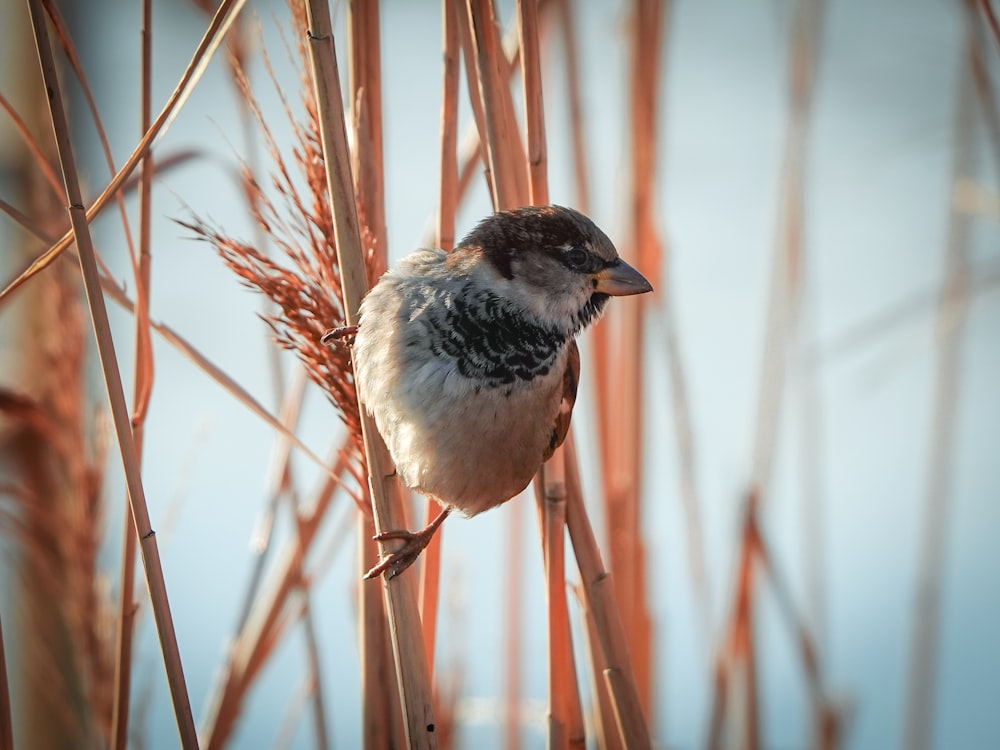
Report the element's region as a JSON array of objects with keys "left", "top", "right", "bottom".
[{"left": 1, "top": 0, "right": 998, "bottom": 748}]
